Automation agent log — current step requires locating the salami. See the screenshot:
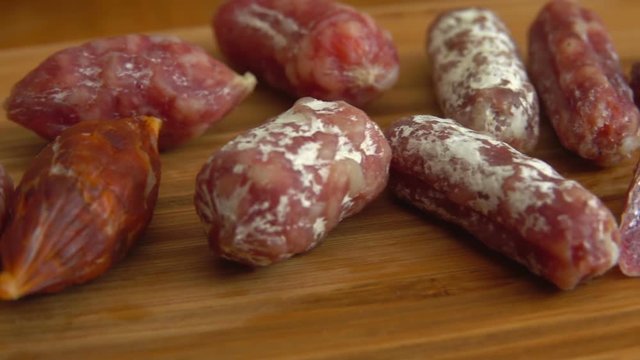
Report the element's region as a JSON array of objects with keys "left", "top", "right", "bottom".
[
  {"left": 528, "top": 0, "right": 640, "bottom": 166},
  {"left": 0, "top": 116, "right": 161, "bottom": 300},
  {"left": 195, "top": 97, "right": 391, "bottom": 266},
  {"left": 386, "top": 115, "right": 620, "bottom": 290},
  {"left": 619, "top": 160, "right": 640, "bottom": 276},
  {"left": 213, "top": 0, "right": 399, "bottom": 106},
  {"left": 428, "top": 8, "right": 539, "bottom": 152},
  {"left": 4, "top": 34, "right": 256, "bottom": 150},
  {"left": 0, "top": 165, "right": 13, "bottom": 236}
]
